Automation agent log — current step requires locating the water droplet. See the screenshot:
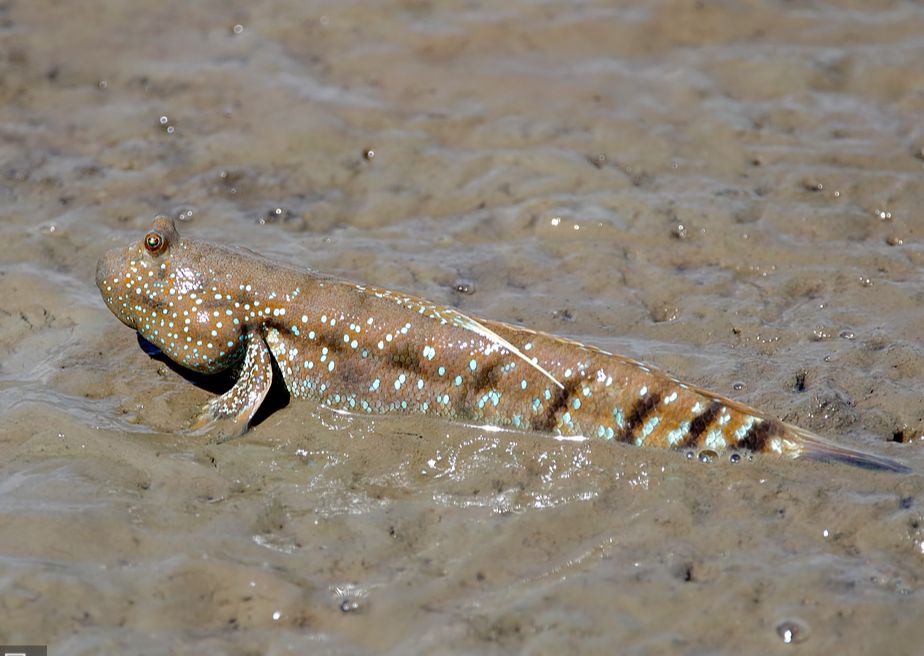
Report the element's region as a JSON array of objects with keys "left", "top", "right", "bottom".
[
  {"left": 729, "top": 453, "right": 741, "bottom": 464},
  {"left": 776, "top": 619, "right": 809, "bottom": 644},
  {"left": 363, "top": 148, "right": 375, "bottom": 161},
  {"left": 733, "top": 382, "right": 745, "bottom": 391},
  {"left": 698, "top": 450, "right": 717, "bottom": 463},
  {"left": 685, "top": 450, "right": 695, "bottom": 460},
  {"left": 272, "top": 610, "right": 282, "bottom": 621}
]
